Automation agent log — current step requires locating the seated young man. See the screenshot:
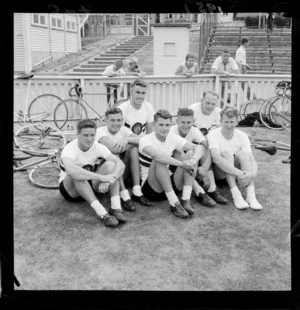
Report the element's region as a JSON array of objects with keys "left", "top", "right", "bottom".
[
  {"left": 59, "top": 119, "right": 126, "bottom": 228},
  {"left": 170, "top": 108, "right": 228, "bottom": 208},
  {"left": 95, "top": 107, "right": 152, "bottom": 211},
  {"left": 139, "top": 109, "right": 203, "bottom": 218},
  {"left": 207, "top": 106, "right": 262, "bottom": 210}
]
